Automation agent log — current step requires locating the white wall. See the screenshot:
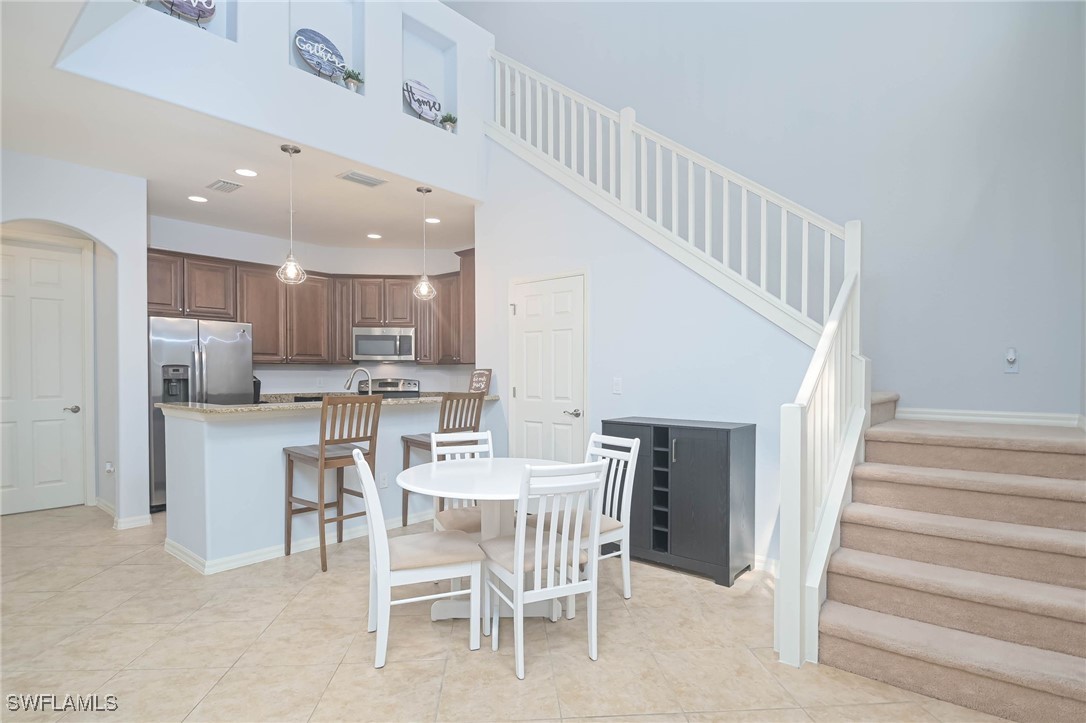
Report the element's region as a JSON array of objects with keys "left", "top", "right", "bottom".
[
  {"left": 477, "top": 144, "right": 811, "bottom": 564},
  {"left": 149, "top": 215, "right": 464, "bottom": 275},
  {"left": 1, "top": 150, "right": 149, "bottom": 524},
  {"left": 94, "top": 244, "right": 119, "bottom": 512},
  {"left": 453, "top": 1, "right": 1086, "bottom": 415}
]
